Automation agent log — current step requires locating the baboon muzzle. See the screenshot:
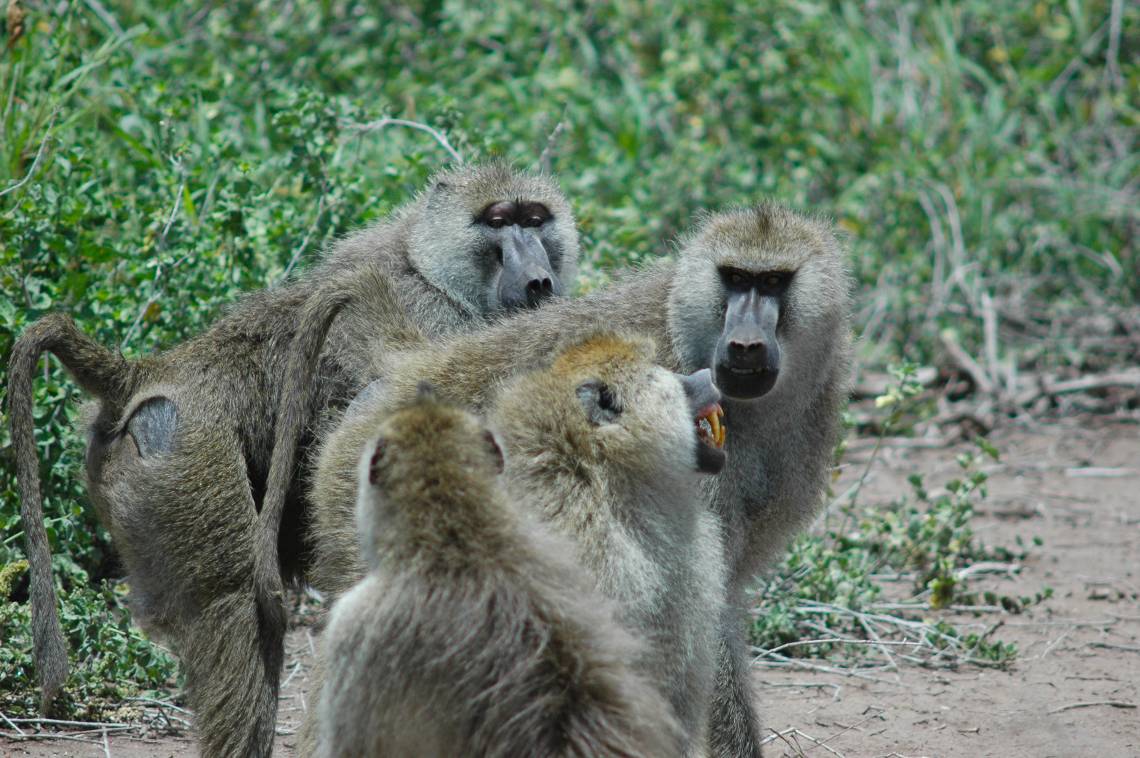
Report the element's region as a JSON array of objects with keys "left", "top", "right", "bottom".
[
  {"left": 497, "top": 226, "right": 562, "bottom": 310},
  {"left": 714, "top": 290, "right": 781, "bottom": 400}
]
